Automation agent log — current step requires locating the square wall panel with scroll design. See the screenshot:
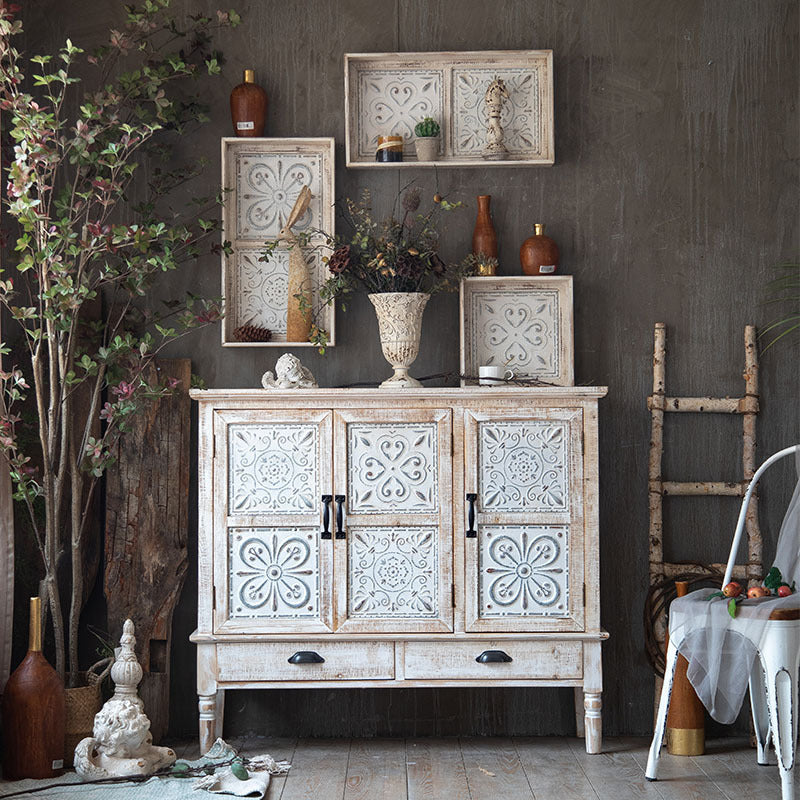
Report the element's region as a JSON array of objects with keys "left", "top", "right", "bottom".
[
  {"left": 221, "top": 137, "right": 335, "bottom": 346},
  {"left": 460, "top": 276, "right": 574, "bottom": 386}
]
